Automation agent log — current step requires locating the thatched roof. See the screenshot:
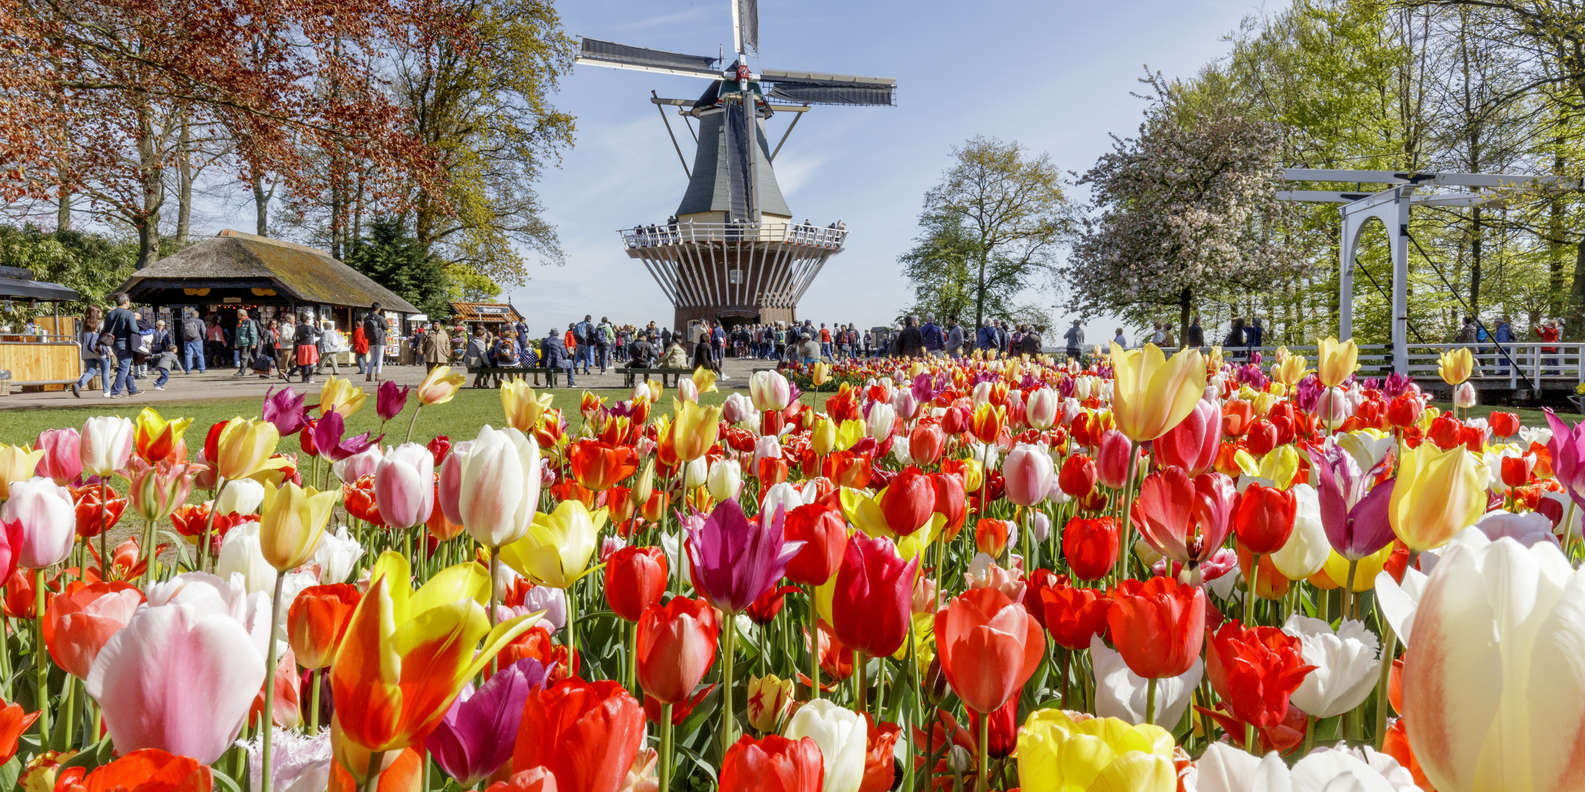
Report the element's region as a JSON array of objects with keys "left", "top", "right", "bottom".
[{"left": 121, "top": 230, "right": 420, "bottom": 313}]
